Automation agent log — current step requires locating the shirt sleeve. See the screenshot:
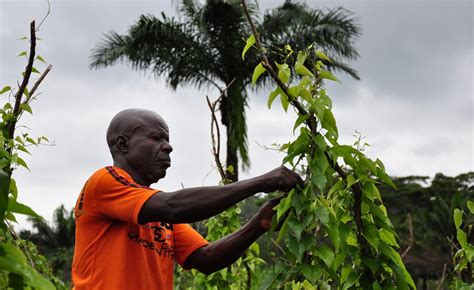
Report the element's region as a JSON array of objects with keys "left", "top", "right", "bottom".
[
  {"left": 173, "top": 224, "right": 209, "bottom": 268},
  {"left": 92, "top": 169, "right": 158, "bottom": 224}
]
